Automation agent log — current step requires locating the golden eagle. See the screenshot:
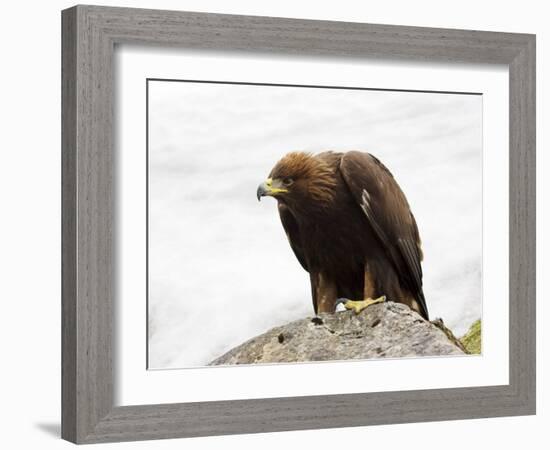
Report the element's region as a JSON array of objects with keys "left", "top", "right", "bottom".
[{"left": 257, "top": 151, "right": 428, "bottom": 320}]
